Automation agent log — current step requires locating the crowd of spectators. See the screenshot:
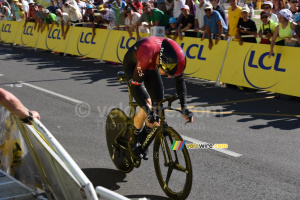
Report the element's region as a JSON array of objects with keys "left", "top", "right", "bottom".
[{"left": 0, "top": 0, "right": 299, "bottom": 50}]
